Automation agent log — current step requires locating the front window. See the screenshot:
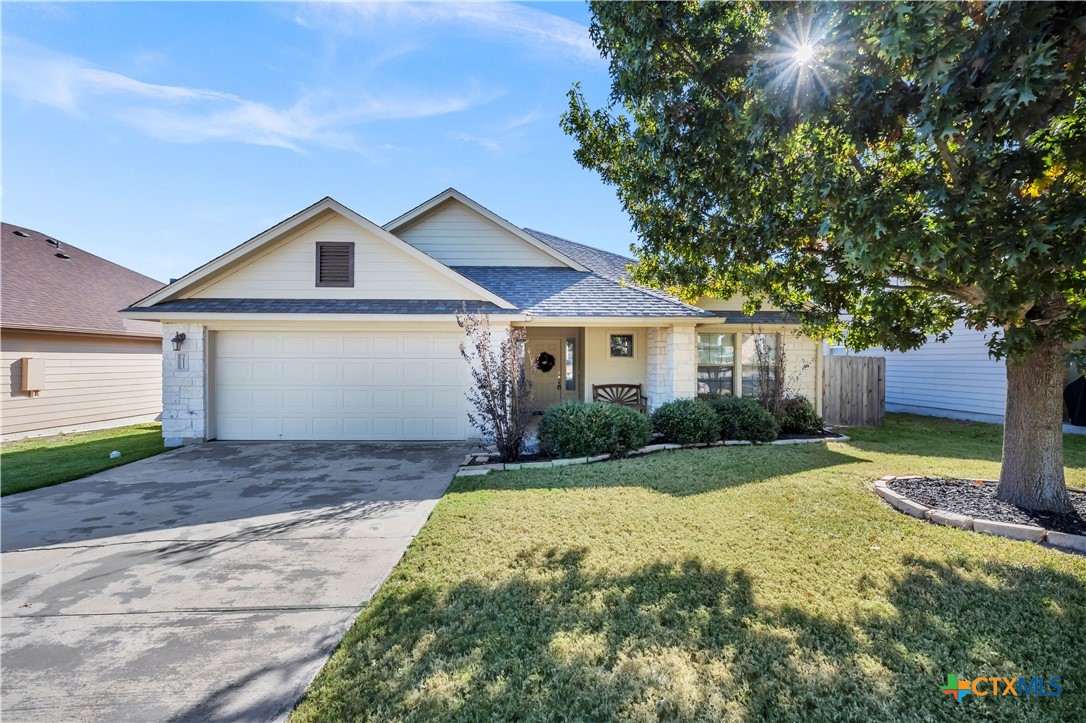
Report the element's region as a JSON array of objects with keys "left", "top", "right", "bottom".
[
  {"left": 610, "top": 334, "right": 634, "bottom": 357},
  {"left": 697, "top": 333, "right": 734, "bottom": 396},
  {"left": 741, "top": 333, "right": 779, "bottom": 397},
  {"left": 565, "top": 338, "right": 576, "bottom": 390}
]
